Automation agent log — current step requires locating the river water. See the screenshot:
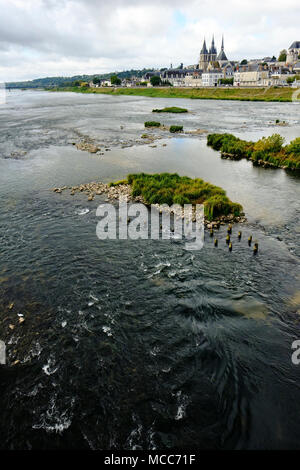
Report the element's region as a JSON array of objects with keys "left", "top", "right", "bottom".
[{"left": 0, "top": 90, "right": 299, "bottom": 449}]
